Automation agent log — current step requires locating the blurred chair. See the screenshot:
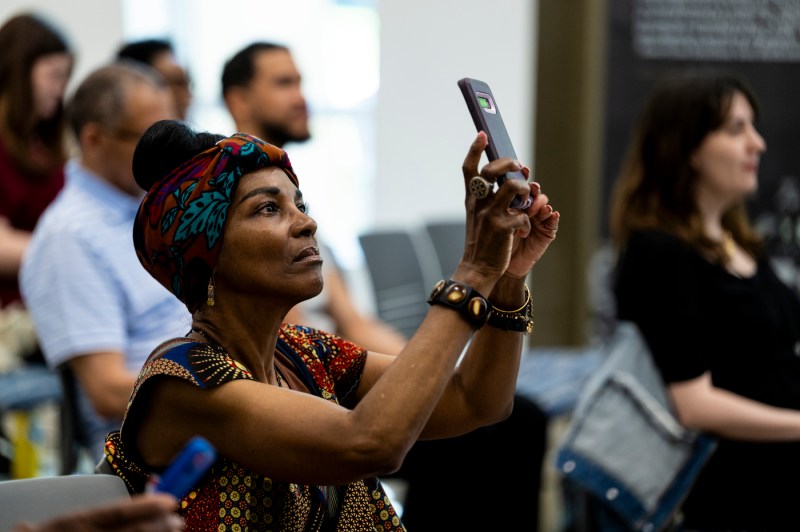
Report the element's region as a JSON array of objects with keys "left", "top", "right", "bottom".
[
  {"left": 358, "top": 230, "right": 432, "bottom": 339},
  {"left": 57, "top": 365, "right": 91, "bottom": 474},
  {"left": 0, "top": 473, "right": 130, "bottom": 530},
  {"left": 424, "top": 219, "right": 466, "bottom": 279},
  {"left": 0, "top": 364, "right": 62, "bottom": 478}
]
